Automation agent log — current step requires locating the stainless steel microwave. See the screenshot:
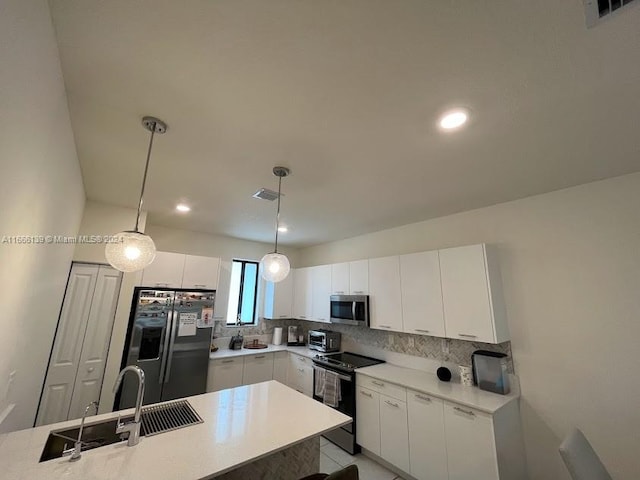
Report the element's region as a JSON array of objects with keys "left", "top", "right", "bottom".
[{"left": 330, "top": 295, "right": 369, "bottom": 326}]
